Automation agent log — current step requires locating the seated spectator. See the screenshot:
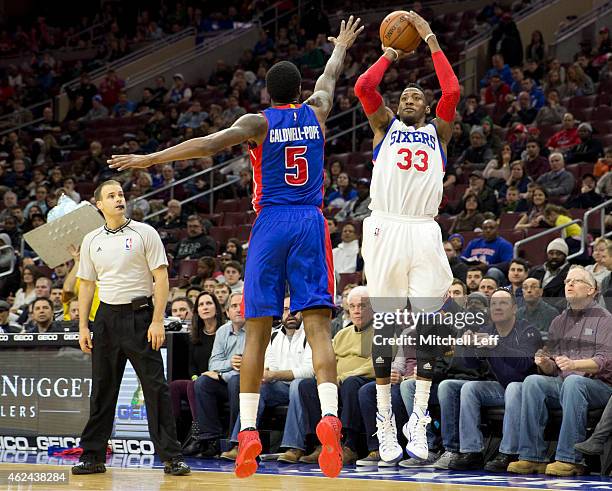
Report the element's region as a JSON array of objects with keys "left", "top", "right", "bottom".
[
  {"left": 593, "top": 147, "right": 611, "bottom": 178},
  {"left": 174, "top": 215, "right": 217, "bottom": 261},
  {"left": 521, "top": 77, "right": 545, "bottom": 110},
  {"left": 483, "top": 74, "right": 511, "bottom": 106},
  {"left": 546, "top": 113, "right": 580, "bottom": 153},
  {"left": 25, "top": 297, "right": 63, "bottom": 333},
  {"left": 462, "top": 220, "right": 513, "bottom": 268},
  {"left": 177, "top": 101, "right": 209, "bottom": 129},
  {"left": 50, "top": 283, "right": 64, "bottom": 320},
  {"left": 443, "top": 289, "right": 541, "bottom": 470},
  {"left": 510, "top": 66, "right": 525, "bottom": 95},
  {"left": 221, "top": 96, "right": 246, "bottom": 128},
  {"left": 333, "top": 223, "right": 360, "bottom": 276},
  {"left": 457, "top": 127, "right": 494, "bottom": 171},
  {"left": 214, "top": 284, "right": 231, "bottom": 310},
  {"left": 0, "top": 299, "right": 21, "bottom": 333},
  {"left": 450, "top": 194, "right": 485, "bottom": 234},
  {"left": 536, "top": 153, "right": 575, "bottom": 199},
  {"left": 448, "top": 122, "right": 471, "bottom": 160},
  {"left": 170, "top": 297, "right": 194, "bottom": 321},
  {"left": 193, "top": 292, "right": 244, "bottom": 457},
  {"left": 508, "top": 123, "right": 529, "bottom": 160},
  {"left": 175, "top": 292, "right": 225, "bottom": 455},
  {"left": 334, "top": 178, "right": 371, "bottom": 222},
  {"left": 478, "top": 276, "right": 499, "bottom": 298},
  {"left": 521, "top": 138, "right": 550, "bottom": 180},
  {"left": 566, "top": 122, "right": 604, "bottom": 164},
  {"left": 501, "top": 186, "right": 521, "bottom": 213},
  {"left": 79, "top": 95, "right": 109, "bottom": 122},
  {"left": 499, "top": 161, "right": 532, "bottom": 197},
  {"left": 526, "top": 30, "right": 547, "bottom": 68},
  {"left": 515, "top": 185, "right": 548, "bottom": 230},
  {"left": 297, "top": 286, "right": 375, "bottom": 465},
  {"left": 481, "top": 116, "right": 503, "bottom": 154},
  {"left": 543, "top": 69, "right": 567, "bottom": 99},
  {"left": 10, "top": 264, "right": 41, "bottom": 314},
  {"left": 481, "top": 54, "right": 514, "bottom": 87},
  {"left": 500, "top": 91, "right": 537, "bottom": 127},
  {"left": 327, "top": 172, "right": 357, "bottom": 209},
  {"left": 462, "top": 94, "right": 487, "bottom": 127},
  {"left": 158, "top": 200, "right": 185, "bottom": 231},
  {"left": 566, "top": 173, "right": 603, "bottom": 209},
  {"left": 443, "top": 241, "right": 468, "bottom": 283},
  {"left": 541, "top": 205, "right": 582, "bottom": 254},
  {"left": 596, "top": 169, "right": 612, "bottom": 197},
  {"left": 483, "top": 144, "right": 512, "bottom": 187},
  {"left": 465, "top": 266, "right": 484, "bottom": 294},
  {"left": 528, "top": 238, "right": 571, "bottom": 310},
  {"left": 535, "top": 89, "right": 566, "bottom": 126},
  {"left": 331, "top": 283, "right": 357, "bottom": 338},
  {"left": 507, "top": 258, "right": 530, "bottom": 301},
  {"left": 224, "top": 238, "right": 243, "bottom": 263},
  {"left": 112, "top": 90, "right": 136, "bottom": 118},
  {"left": 165, "top": 73, "right": 192, "bottom": 104},
  {"left": 565, "top": 63, "right": 594, "bottom": 97},
  {"left": 508, "top": 266, "right": 612, "bottom": 477},
  {"left": 586, "top": 238, "right": 612, "bottom": 291},
  {"left": 223, "top": 261, "right": 244, "bottom": 293},
  {"left": 221, "top": 296, "right": 314, "bottom": 462},
  {"left": 466, "top": 170, "right": 499, "bottom": 215},
  {"left": 517, "top": 277, "right": 559, "bottom": 339}
]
